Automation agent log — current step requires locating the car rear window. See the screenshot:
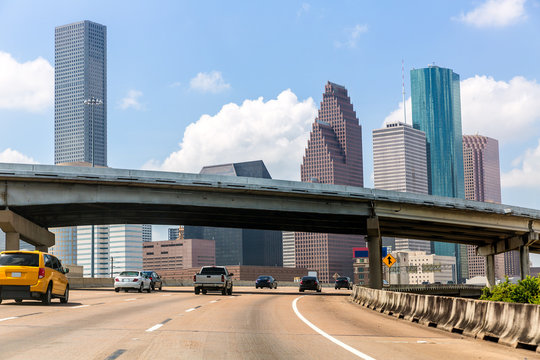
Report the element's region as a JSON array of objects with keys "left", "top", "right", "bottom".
[
  {"left": 337, "top": 277, "right": 348, "bottom": 281},
  {"left": 302, "top": 276, "right": 316, "bottom": 281},
  {"left": 0, "top": 253, "right": 39, "bottom": 267},
  {"left": 258, "top": 276, "right": 270, "bottom": 280},
  {"left": 119, "top": 271, "right": 139, "bottom": 277},
  {"left": 200, "top": 267, "right": 226, "bottom": 275}
]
